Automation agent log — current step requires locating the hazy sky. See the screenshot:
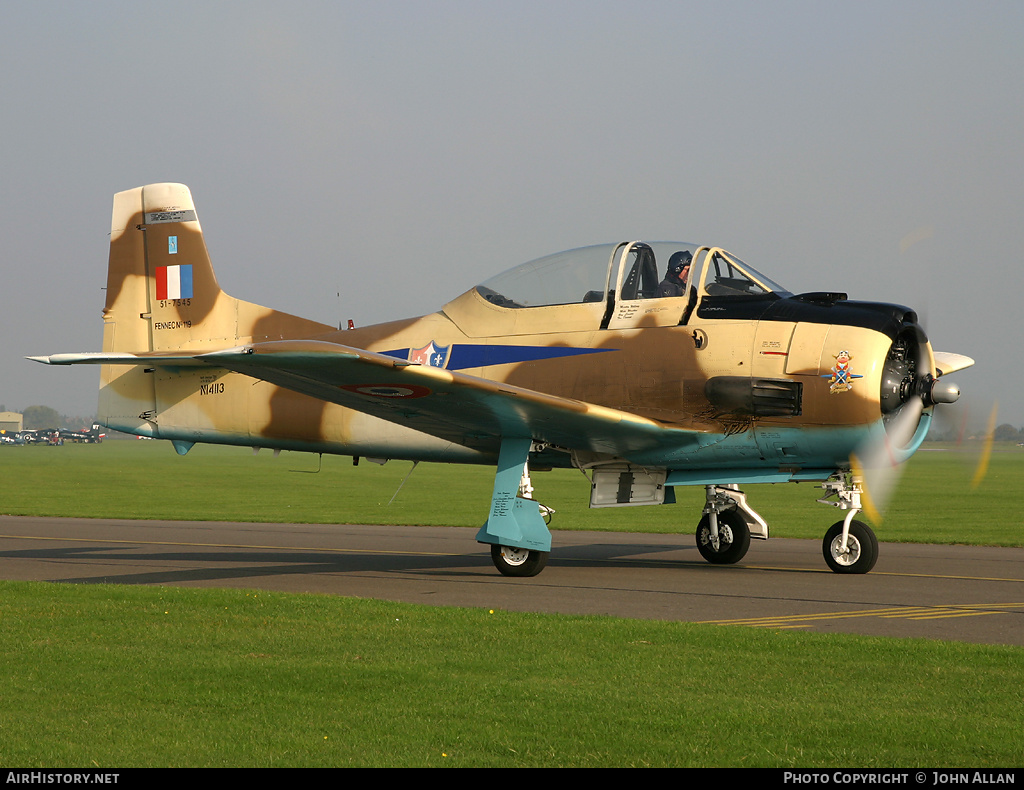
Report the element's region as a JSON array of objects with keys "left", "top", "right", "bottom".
[{"left": 2, "top": 1, "right": 1021, "bottom": 432}]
